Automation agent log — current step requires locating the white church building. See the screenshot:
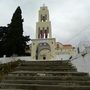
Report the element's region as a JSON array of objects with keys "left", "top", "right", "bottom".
[{"left": 31, "top": 5, "right": 76, "bottom": 60}]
